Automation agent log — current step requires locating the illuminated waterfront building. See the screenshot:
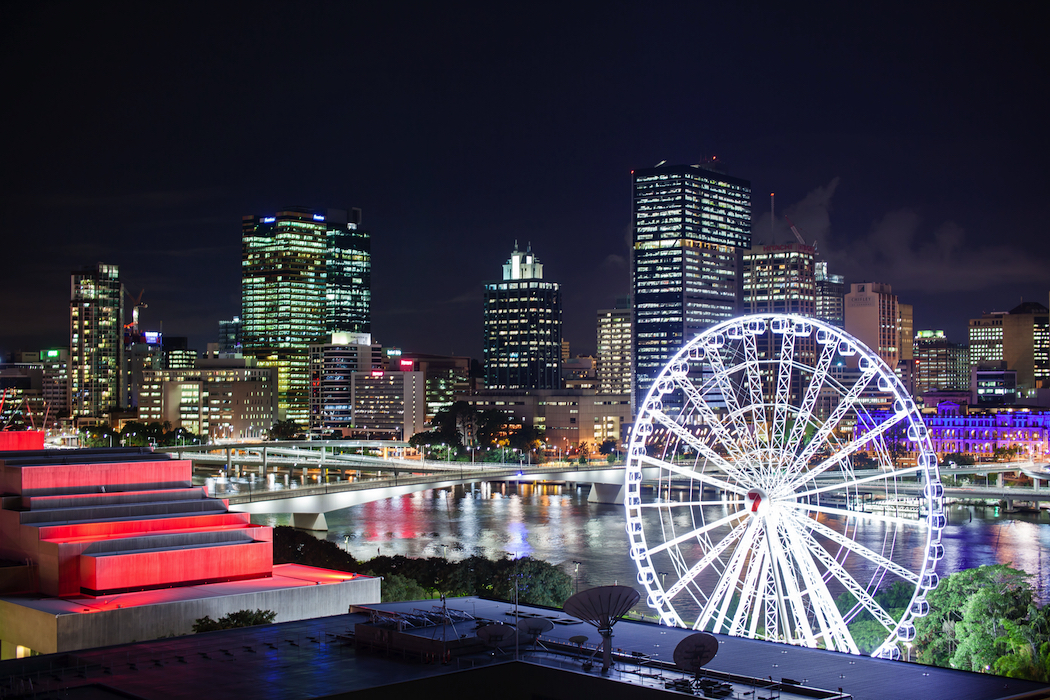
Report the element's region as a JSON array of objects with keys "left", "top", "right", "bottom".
[
  {"left": 483, "top": 244, "right": 562, "bottom": 390},
  {"left": 631, "top": 160, "right": 751, "bottom": 412},
  {"left": 968, "top": 302, "right": 1049, "bottom": 398},
  {"left": 69, "top": 263, "right": 125, "bottom": 420},
  {"left": 596, "top": 299, "right": 631, "bottom": 395},
  {"left": 242, "top": 207, "right": 370, "bottom": 425},
  {"left": 462, "top": 390, "right": 631, "bottom": 450},
  {"left": 348, "top": 369, "right": 426, "bottom": 440},
  {"left": 139, "top": 357, "right": 277, "bottom": 440},
  {"left": 814, "top": 260, "right": 846, "bottom": 328}
]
